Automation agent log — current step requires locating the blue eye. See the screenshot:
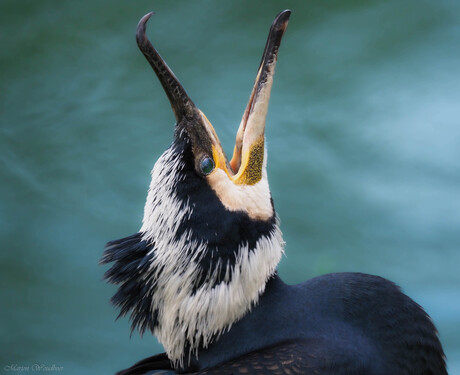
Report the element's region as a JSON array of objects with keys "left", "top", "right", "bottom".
[{"left": 200, "top": 157, "right": 215, "bottom": 176}]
